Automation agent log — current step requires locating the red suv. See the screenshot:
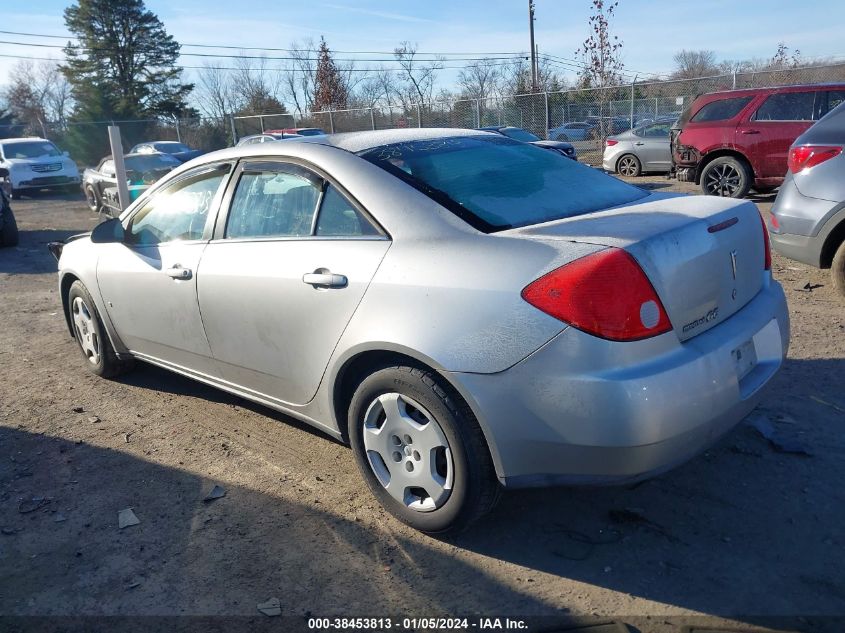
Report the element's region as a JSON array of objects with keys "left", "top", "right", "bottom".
[{"left": 672, "top": 84, "right": 845, "bottom": 198}]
